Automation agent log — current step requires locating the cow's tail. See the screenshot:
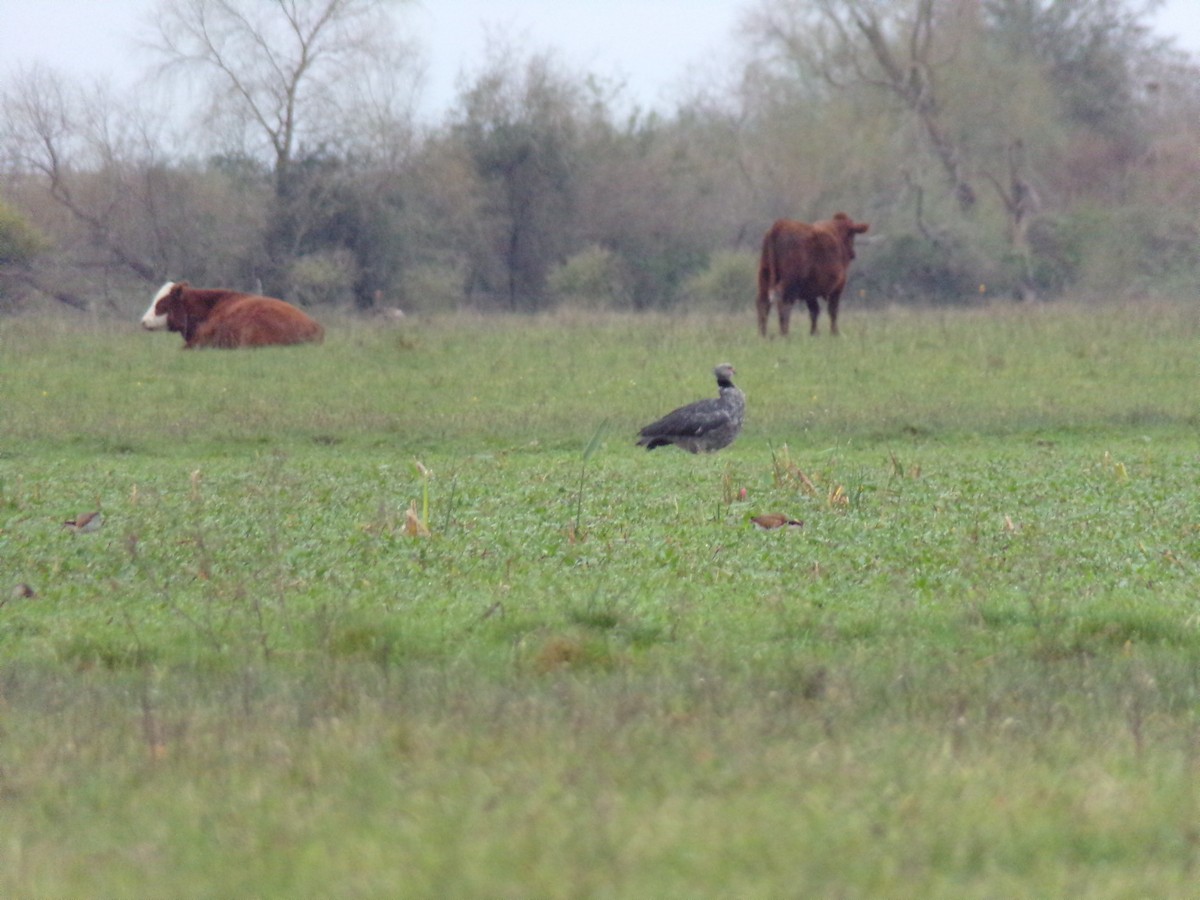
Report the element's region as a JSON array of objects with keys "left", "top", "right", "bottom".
[
  {"left": 759, "top": 228, "right": 779, "bottom": 307},
  {"left": 755, "top": 227, "right": 777, "bottom": 336}
]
